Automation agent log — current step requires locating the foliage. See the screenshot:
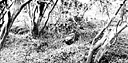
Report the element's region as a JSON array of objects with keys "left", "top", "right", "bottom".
[{"left": 0, "top": 0, "right": 128, "bottom": 63}]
